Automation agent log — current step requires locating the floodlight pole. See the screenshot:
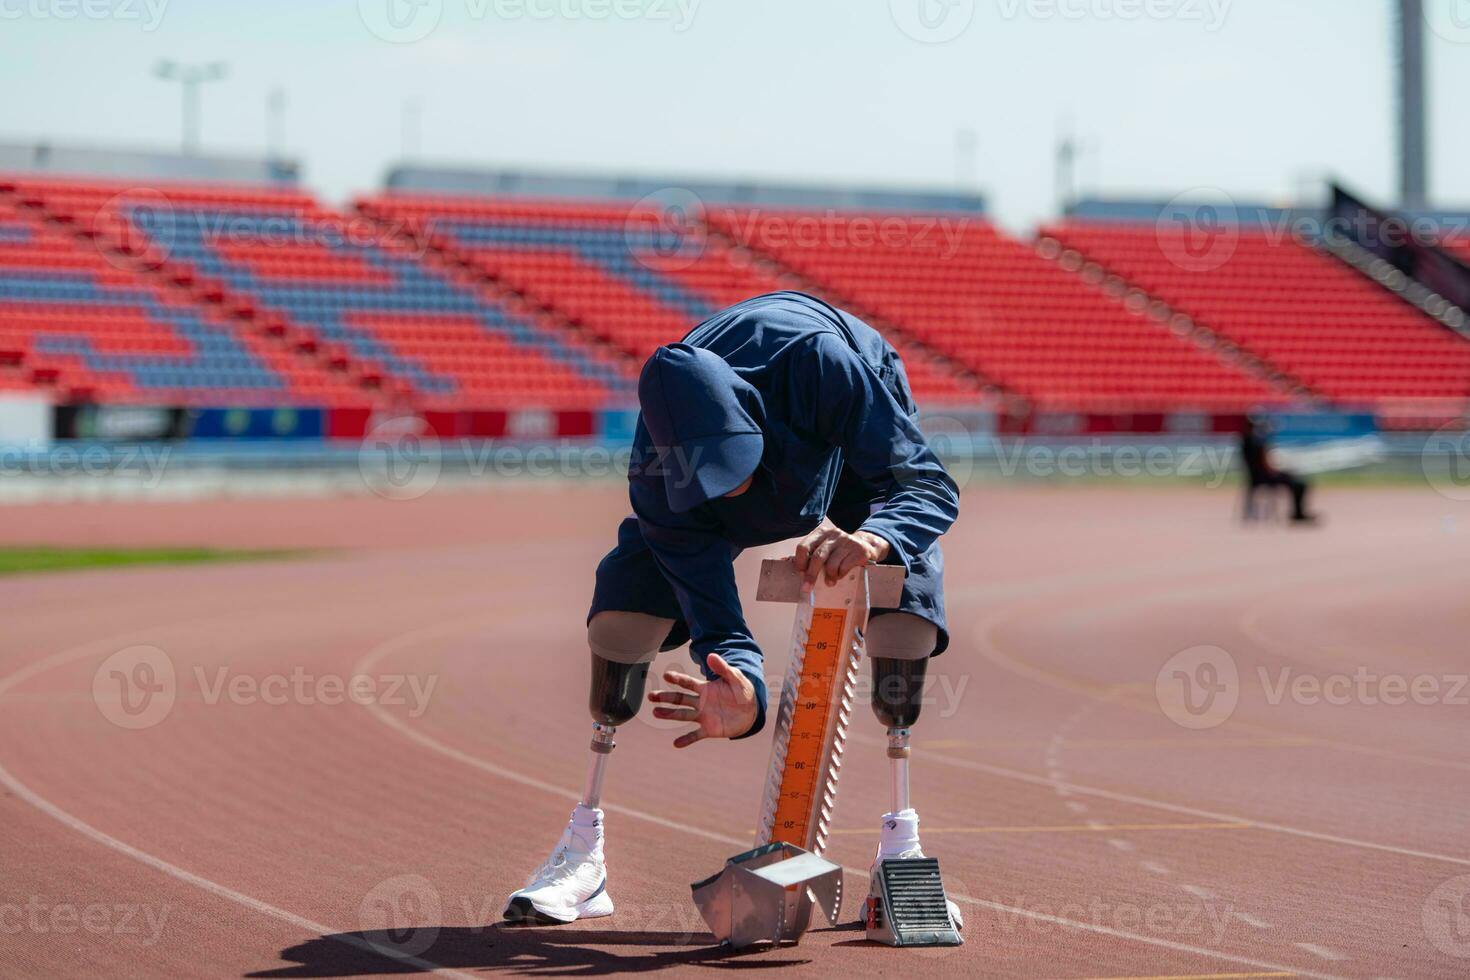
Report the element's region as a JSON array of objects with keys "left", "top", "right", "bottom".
[
  {"left": 155, "top": 60, "right": 228, "bottom": 156},
  {"left": 1397, "top": 0, "right": 1428, "bottom": 207},
  {"left": 267, "top": 87, "right": 287, "bottom": 161}
]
